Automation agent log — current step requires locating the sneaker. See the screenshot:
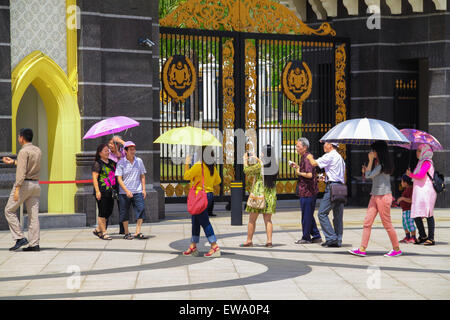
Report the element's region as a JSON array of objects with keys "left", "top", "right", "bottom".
[
  {"left": 407, "top": 238, "right": 416, "bottom": 244},
  {"left": 294, "top": 239, "right": 311, "bottom": 244},
  {"left": 348, "top": 248, "right": 367, "bottom": 257},
  {"left": 399, "top": 237, "right": 409, "bottom": 243},
  {"left": 384, "top": 249, "right": 403, "bottom": 257},
  {"left": 9, "top": 238, "right": 29, "bottom": 251},
  {"left": 311, "top": 238, "right": 322, "bottom": 244}
]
